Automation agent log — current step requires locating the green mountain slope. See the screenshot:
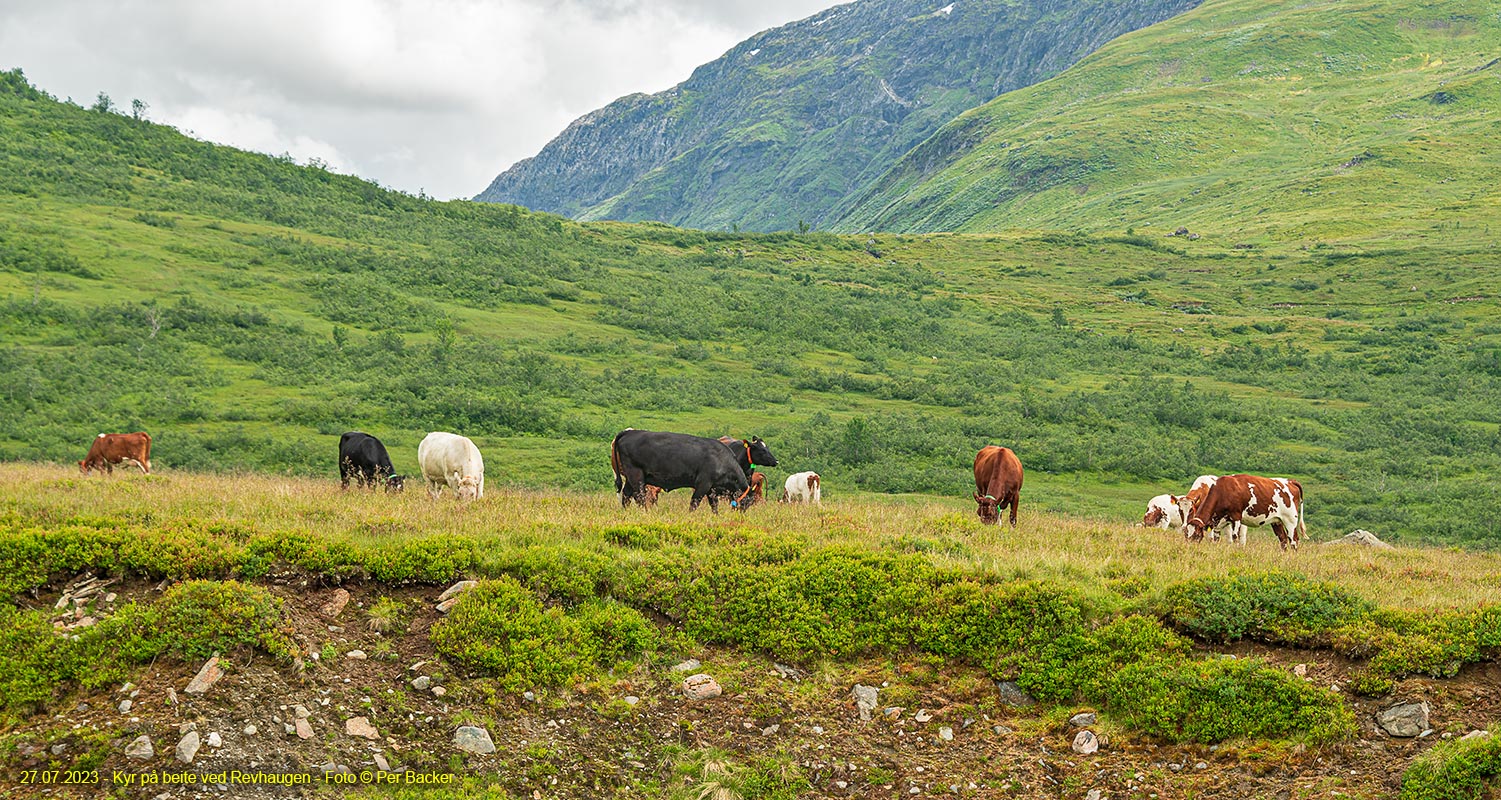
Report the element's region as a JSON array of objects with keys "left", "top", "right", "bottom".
[
  {"left": 475, "top": 0, "right": 1201, "bottom": 231},
  {"left": 4, "top": 70, "right": 1501, "bottom": 546},
  {"left": 833, "top": 0, "right": 1501, "bottom": 246}
]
